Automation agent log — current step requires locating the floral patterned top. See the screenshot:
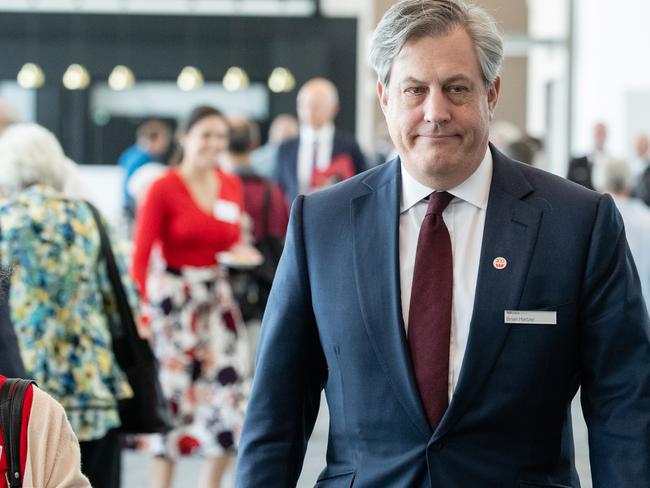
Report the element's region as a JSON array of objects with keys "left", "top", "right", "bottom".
[{"left": 0, "top": 185, "right": 135, "bottom": 441}]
